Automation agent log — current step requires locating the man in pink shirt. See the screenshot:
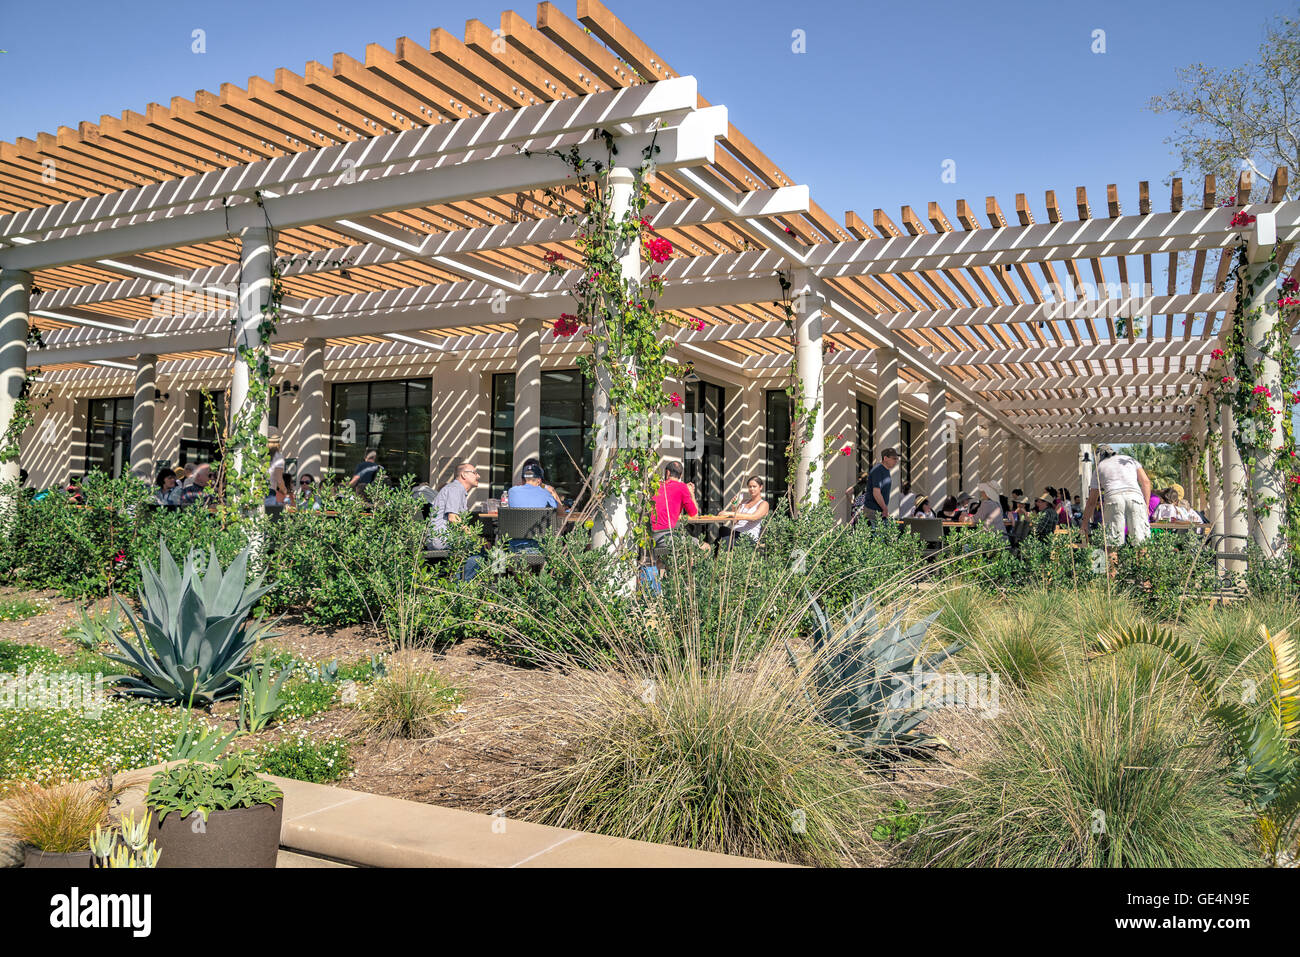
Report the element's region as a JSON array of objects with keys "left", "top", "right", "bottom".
[{"left": 651, "top": 461, "right": 699, "bottom": 544}]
